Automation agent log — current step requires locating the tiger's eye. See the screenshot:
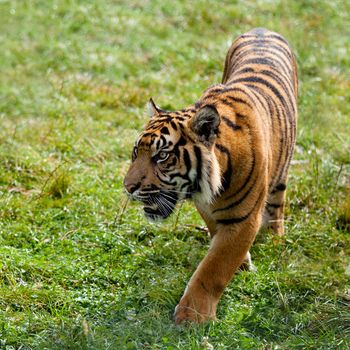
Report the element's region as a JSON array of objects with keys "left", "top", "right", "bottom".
[
  {"left": 156, "top": 151, "right": 169, "bottom": 163},
  {"left": 159, "top": 152, "right": 168, "bottom": 159}
]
